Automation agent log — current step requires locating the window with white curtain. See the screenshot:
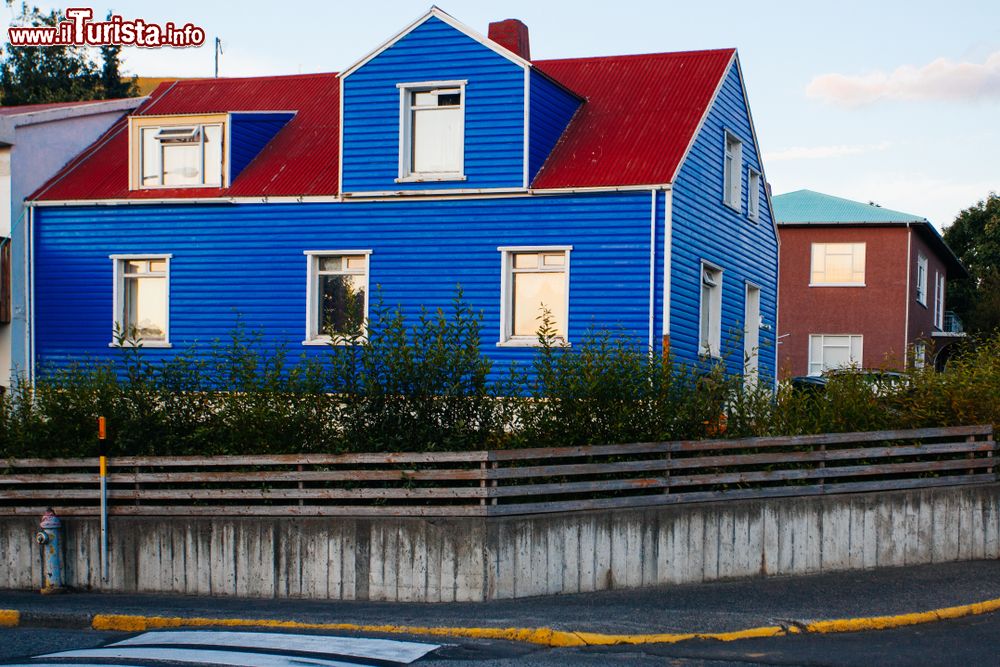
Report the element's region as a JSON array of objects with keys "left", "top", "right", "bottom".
[
  {"left": 139, "top": 123, "right": 224, "bottom": 187},
  {"left": 699, "top": 263, "right": 723, "bottom": 358},
  {"left": 811, "top": 243, "right": 866, "bottom": 286},
  {"left": 398, "top": 82, "right": 465, "bottom": 181},
  {"left": 499, "top": 246, "right": 570, "bottom": 344},
  {"left": 111, "top": 255, "right": 170, "bottom": 345}
]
